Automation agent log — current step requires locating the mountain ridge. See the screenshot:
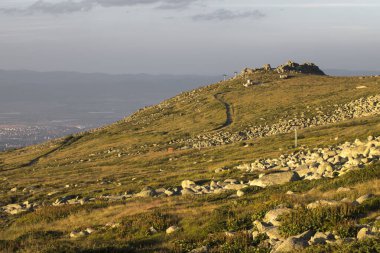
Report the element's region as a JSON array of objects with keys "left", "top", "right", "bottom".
[{"left": 0, "top": 61, "right": 380, "bottom": 252}]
